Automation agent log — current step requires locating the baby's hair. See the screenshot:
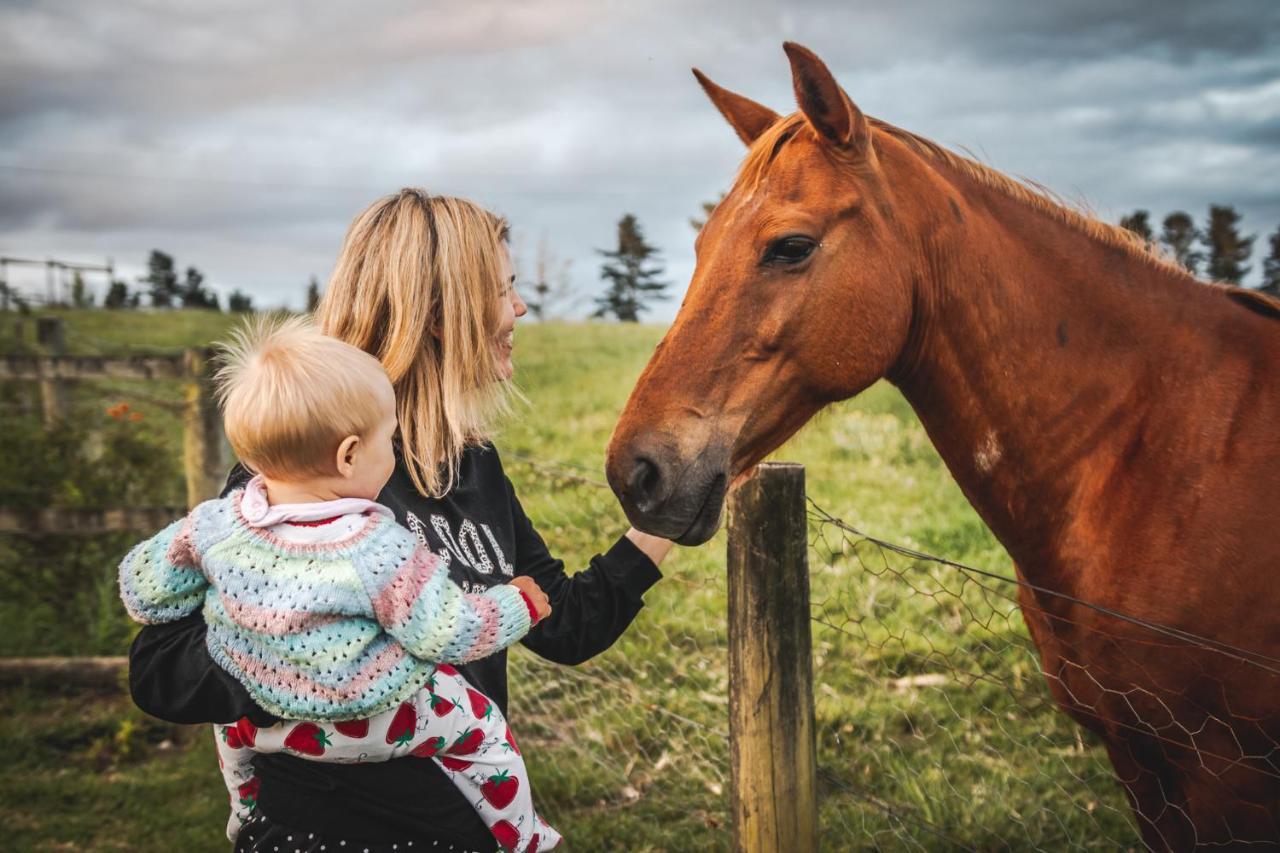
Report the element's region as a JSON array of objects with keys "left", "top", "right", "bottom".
[{"left": 214, "top": 314, "right": 393, "bottom": 479}]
